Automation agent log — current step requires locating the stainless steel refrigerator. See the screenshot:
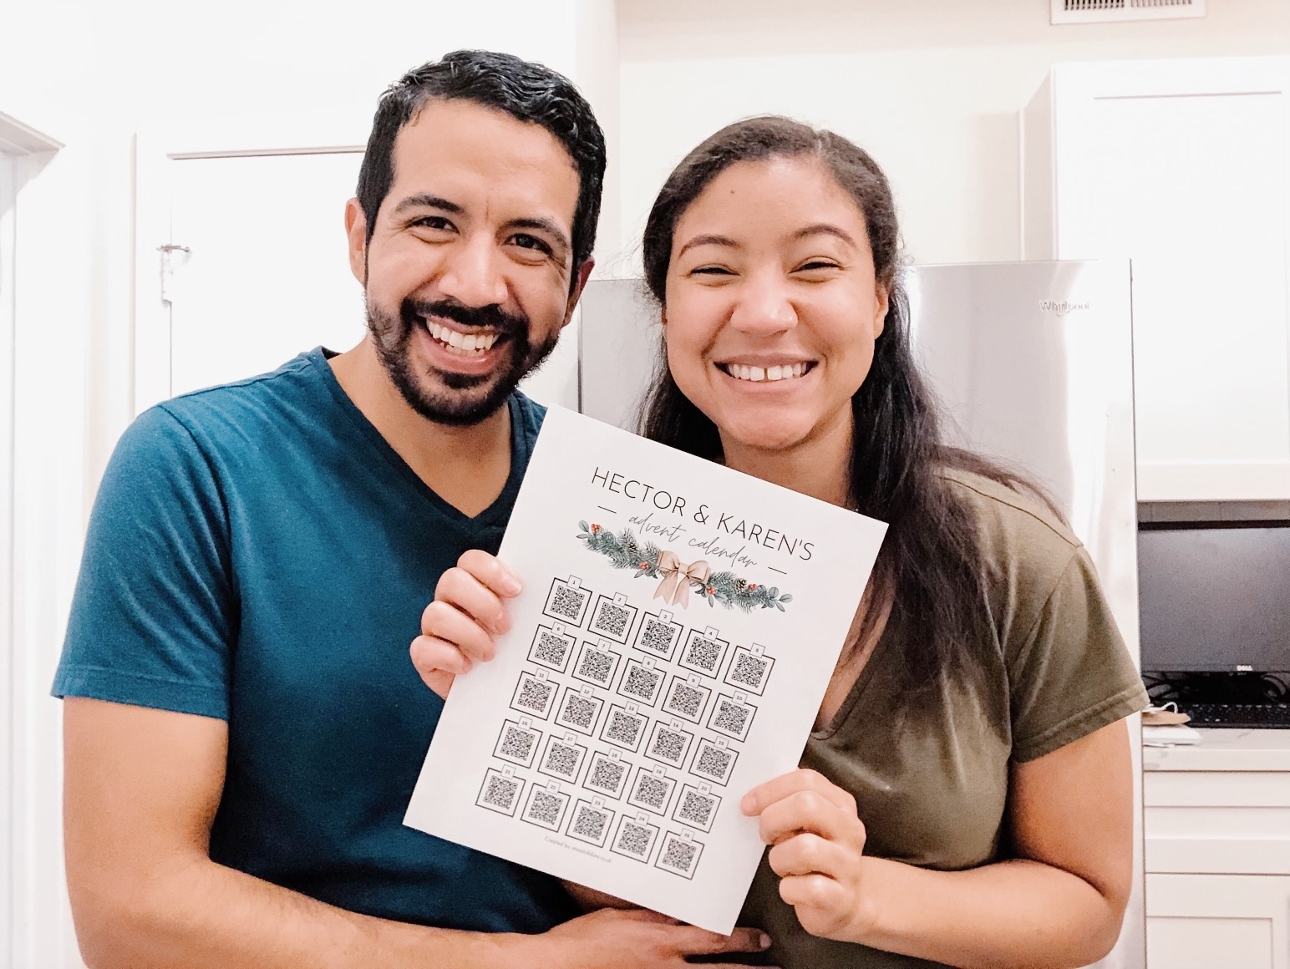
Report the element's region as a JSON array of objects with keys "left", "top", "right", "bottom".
[{"left": 578, "top": 260, "right": 1143, "bottom": 969}]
